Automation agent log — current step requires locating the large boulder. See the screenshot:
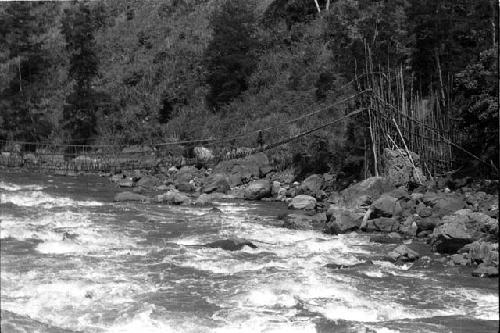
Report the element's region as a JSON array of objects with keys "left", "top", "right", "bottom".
[
  {"left": 244, "top": 179, "right": 271, "bottom": 200},
  {"left": 387, "top": 245, "right": 420, "bottom": 262},
  {"left": 370, "top": 195, "right": 402, "bottom": 218},
  {"left": 365, "top": 217, "right": 399, "bottom": 232},
  {"left": 465, "top": 191, "right": 498, "bottom": 216},
  {"left": 175, "top": 166, "right": 198, "bottom": 184},
  {"left": 462, "top": 241, "right": 498, "bottom": 267},
  {"left": 114, "top": 191, "right": 147, "bottom": 202},
  {"left": 202, "top": 173, "right": 230, "bottom": 194},
  {"left": 340, "top": 177, "right": 394, "bottom": 209},
  {"left": 175, "top": 182, "right": 195, "bottom": 193},
  {"left": 429, "top": 219, "right": 473, "bottom": 254},
  {"left": 214, "top": 152, "right": 271, "bottom": 184},
  {"left": 383, "top": 148, "right": 426, "bottom": 186},
  {"left": 288, "top": 195, "right": 316, "bottom": 210},
  {"left": 458, "top": 210, "right": 499, "bottom": 238},
  {"left": 204, "top": 239, "right": 257, "bottom": 251},
  {"left": 432, "top": 196, "right": 465, "bottom": 217},
  {"left": 439, "top": 209, "right": 498, "bottom": 240},
  {"left": 156, "top": 190, "right": 190, "bottom": 205},
  {"left": 415, "top": 216, "right": 440, "bottom": 232},
  {"left": 271, "top": 181, "right": 281, "bottom": 197},
  {"left": 324, "top": 208, "right": 363, "bottom": 234},
  {"left": 398, "top": 215, "right": 418, "bottom": 237},
  {"left": 136, "top": 175, "right": 160, "bottom": 189},
  {"left": 298, "top": 174, "right": 324, "bottom": 197},
  {"left": 472, "top": 264, "right": 499, "bottom": 278},
  {"left": 282, "top": 212, "right": 327, "bottom": 230}
]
